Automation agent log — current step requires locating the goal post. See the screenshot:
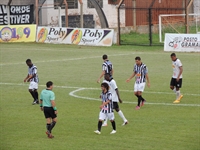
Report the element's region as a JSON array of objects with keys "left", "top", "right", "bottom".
[{"left": 159, "top": 13, "right": 200, "bottom": 43}]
